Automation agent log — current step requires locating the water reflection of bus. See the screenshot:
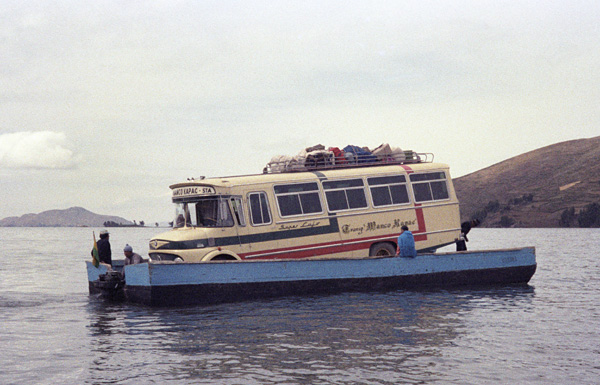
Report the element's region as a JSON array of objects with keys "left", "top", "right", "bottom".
[{"left": 149, "top": 158, "right": 461, "bottom": 262}]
